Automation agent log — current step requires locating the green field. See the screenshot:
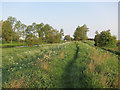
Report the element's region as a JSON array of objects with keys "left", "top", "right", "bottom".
[
  {"left": 2, "top": 41, "right": 118, "bottom": 88},
  {"left": 1, "top": 43, "right": 27, "bottom": 48}
]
